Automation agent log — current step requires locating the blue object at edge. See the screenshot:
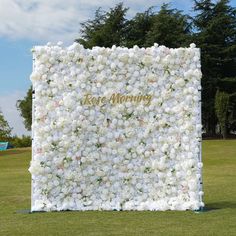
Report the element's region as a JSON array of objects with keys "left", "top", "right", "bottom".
[{"left": 0, "top": 142, "right": 8, "bottom": 151}]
